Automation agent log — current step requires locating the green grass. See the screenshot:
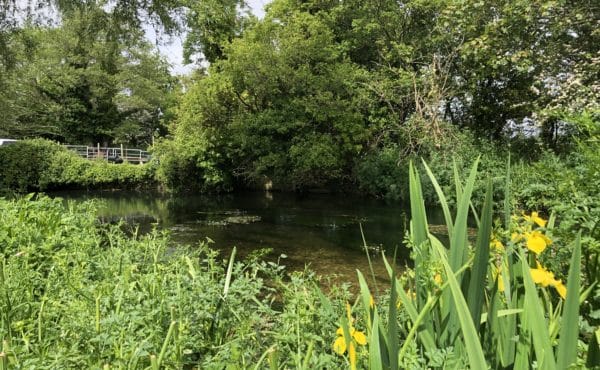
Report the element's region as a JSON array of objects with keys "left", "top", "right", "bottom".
[{"left": 0, "top": 156, "right": 597, "bottom": 369}]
